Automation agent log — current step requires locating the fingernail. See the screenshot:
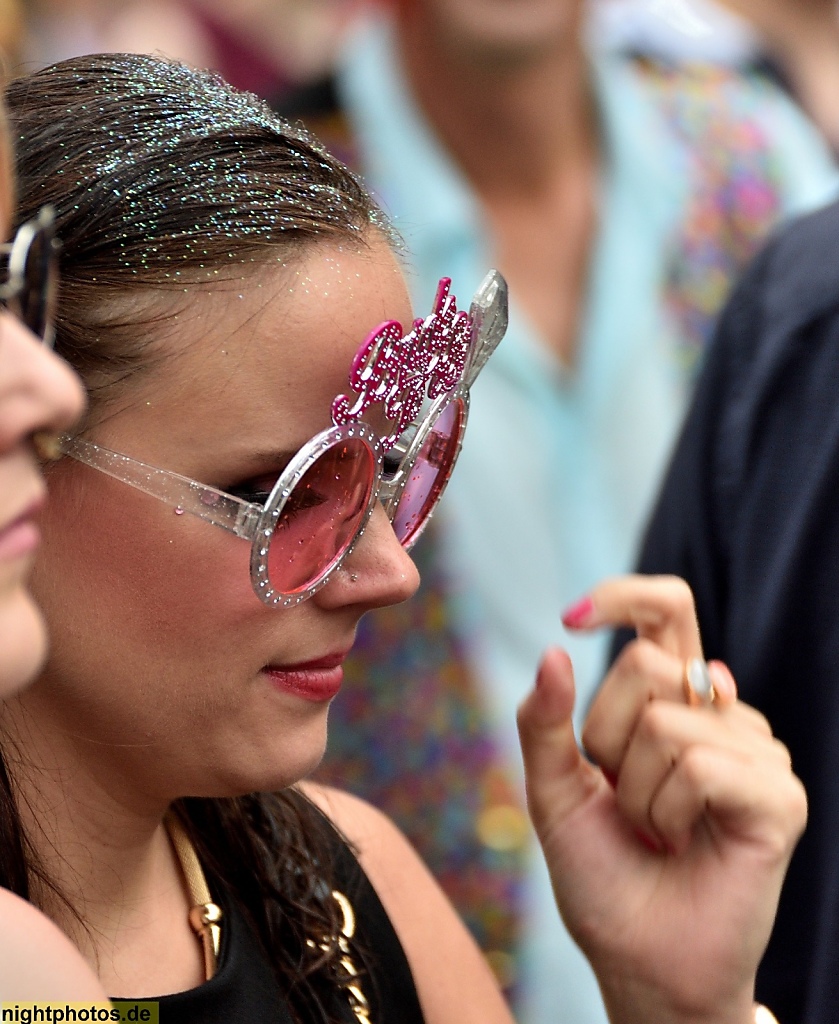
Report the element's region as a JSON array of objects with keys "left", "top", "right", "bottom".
[
  {"left": 561, "top": 596, "right": 595, "bottom": 629},
  {"left": 707, "top": 660, "right": 737, "bottom": 705}
]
